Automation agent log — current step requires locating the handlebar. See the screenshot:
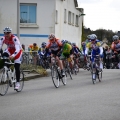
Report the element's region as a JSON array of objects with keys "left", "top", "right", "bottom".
[{"left": 0, "top": 56, "right": 14, "bottom": 65}]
